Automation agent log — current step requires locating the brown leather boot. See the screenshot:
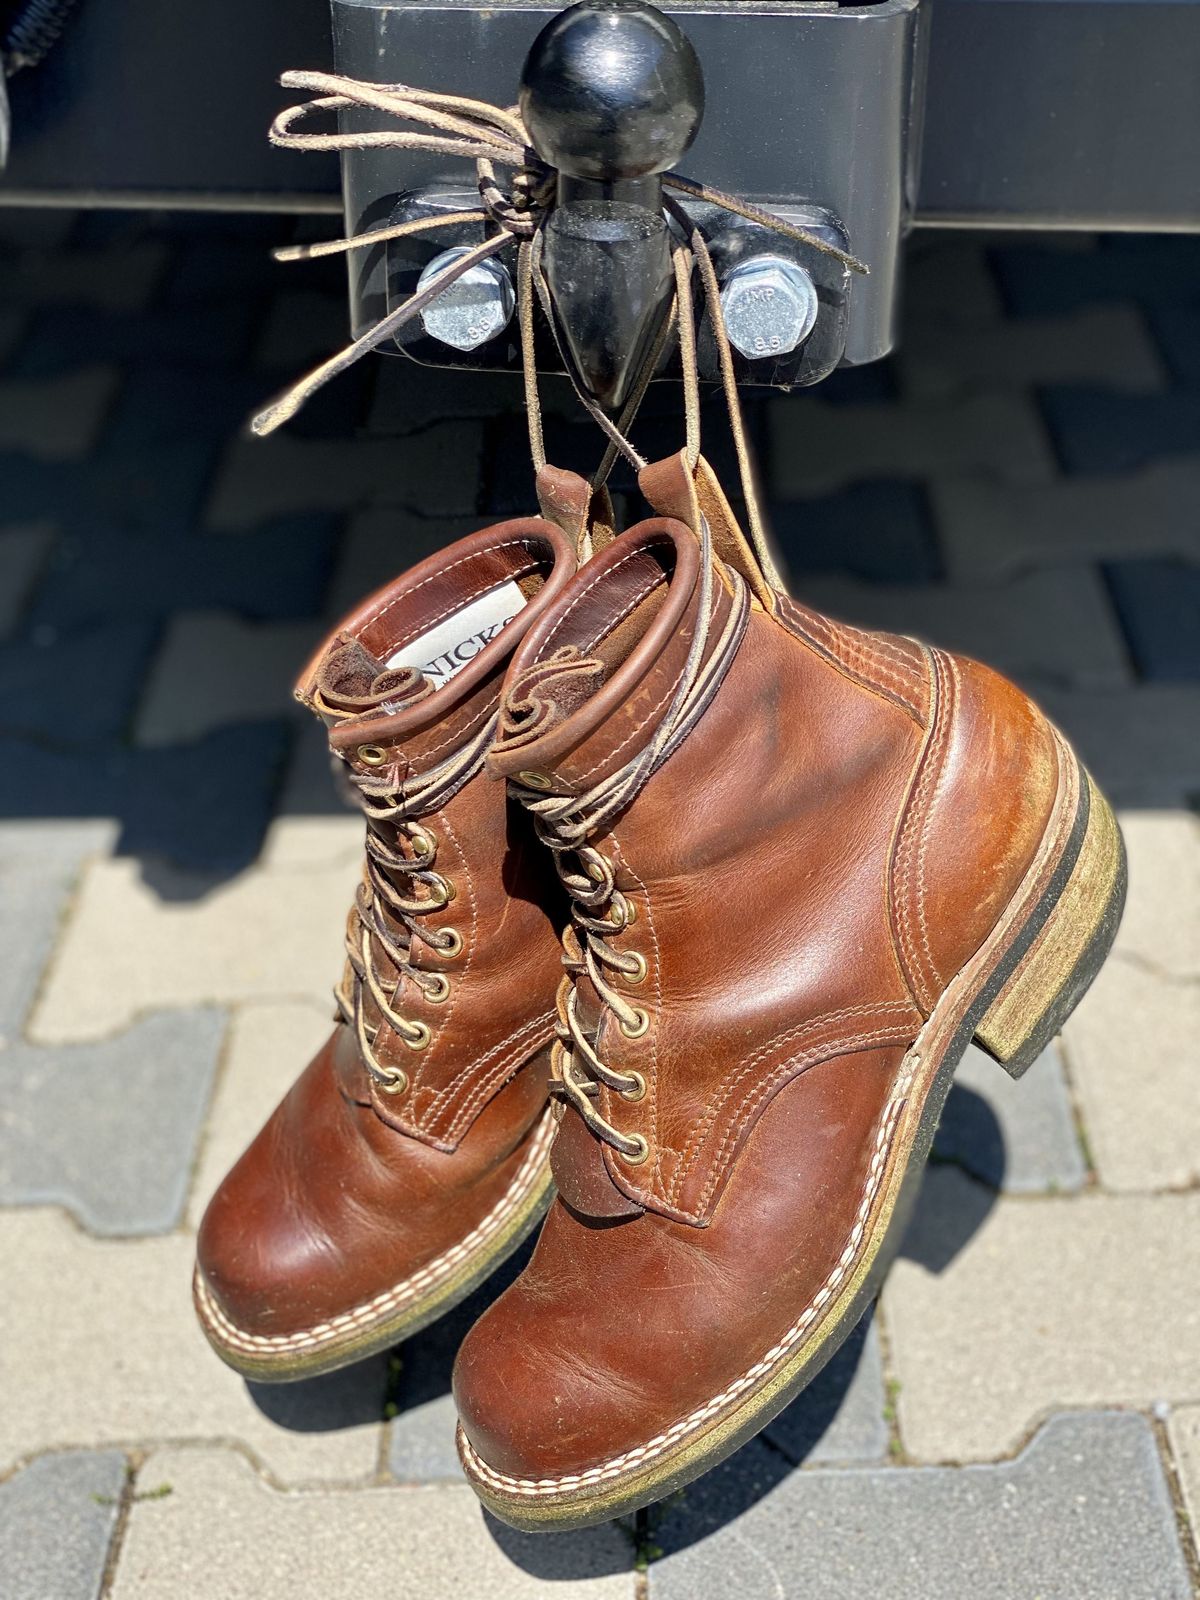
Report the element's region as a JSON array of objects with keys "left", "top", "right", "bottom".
[
  {"left": 452, "top": 453, "right": 1126, "bottom": 1528},
  {"left": 194, "top": 517, "right": 577, "bottom": 1381}
]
